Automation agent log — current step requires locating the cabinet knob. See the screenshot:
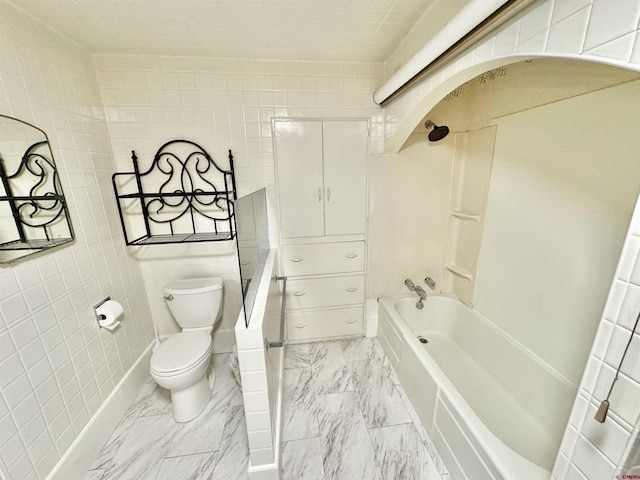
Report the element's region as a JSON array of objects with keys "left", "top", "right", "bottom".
[
  {"left": 318, "top": 187, "right": 322, "bottom": 202},
  {"left": 345, "top": 319, "right": 358, "bottom": 324},
  {"left": 326, "top": 187, "right": 331, "bottom": 202},
  {"left": 290, "top": 257, "right": 304, "bottom": 263},
  {"left": 293, "top": 324, "right": 306, "bottom": 329},
  {"left": 346, "top": 287, "right": 358, "bottom": 292},
  {"left": 293, "top": 291, "right": 306, "bottom": 296},
  {"left": 345, "top": 253, "right": 358, "bottom": 259}
]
